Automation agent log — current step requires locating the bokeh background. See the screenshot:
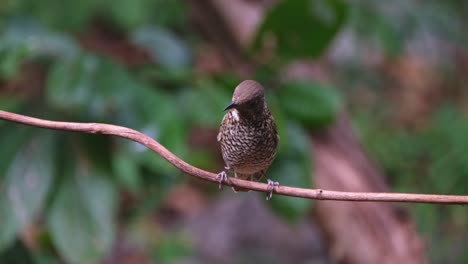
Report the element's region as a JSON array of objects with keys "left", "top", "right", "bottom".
[{"left": 1, "top": 0, "right": 467, "bottom": 263}]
